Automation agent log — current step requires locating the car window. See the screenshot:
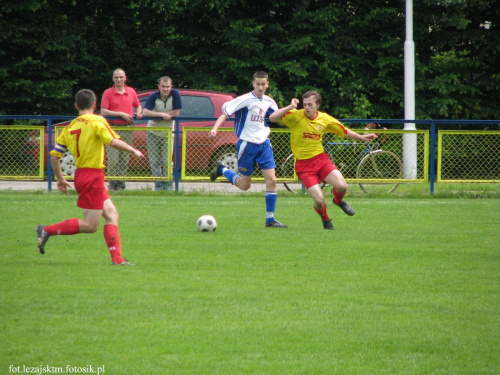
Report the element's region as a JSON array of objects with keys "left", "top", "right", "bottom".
[
  {"left": 181, "top": 96, "right": 214, "bottom": 119},
  {"left": 137, "top": 95, "right": 215, "bottom": 124}
]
